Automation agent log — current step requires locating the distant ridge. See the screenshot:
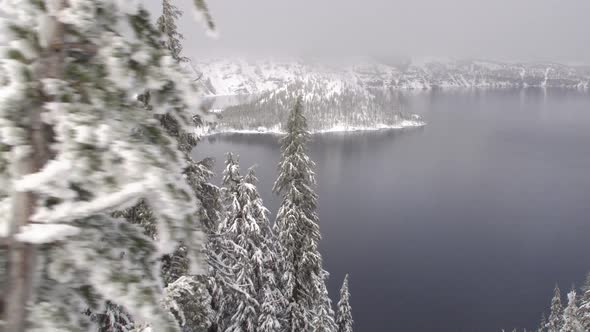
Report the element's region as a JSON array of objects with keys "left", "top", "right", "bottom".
[{"left": 196, "top": 58, "right": 590, "bottom": 96}]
